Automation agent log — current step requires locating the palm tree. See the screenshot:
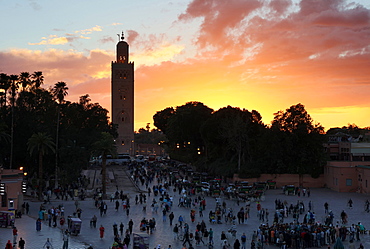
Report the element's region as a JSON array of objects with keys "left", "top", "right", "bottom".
[
  {"left": 19, "top": 72, "right": 31, "bottom": 92},
  {"left": 52, "top": 81, "right": 69, "bottom": 103},
  {"left": 51, "top": 81, "right": 69, "bottom": 189},
  {"left": 31, "top": 71, "right": 44, "bottom": 90},
  {"left": 9, "top": 74, "right": 19, "bottom": 169},
  {"left": 9, "top": 74, "right": 19, "bottom": 103},
  {"left": 27, "top": 132, "right": 55, "bottom": 200},
  {"left": 79, "top": 94, "right": 91, "bottom": 109},
  {"left": 92, "top": 132, "right": 117, "bottom": 198},
  {"left": 0, "top": 73, "right": 10, "bottom": 107}
]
